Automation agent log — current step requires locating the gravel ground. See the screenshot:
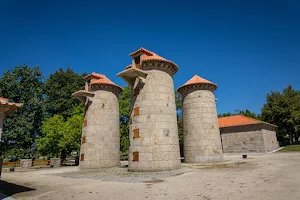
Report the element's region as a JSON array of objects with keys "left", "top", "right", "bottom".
[{"left": 1, "top": 152, "right": 300, "bottom": 200}]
